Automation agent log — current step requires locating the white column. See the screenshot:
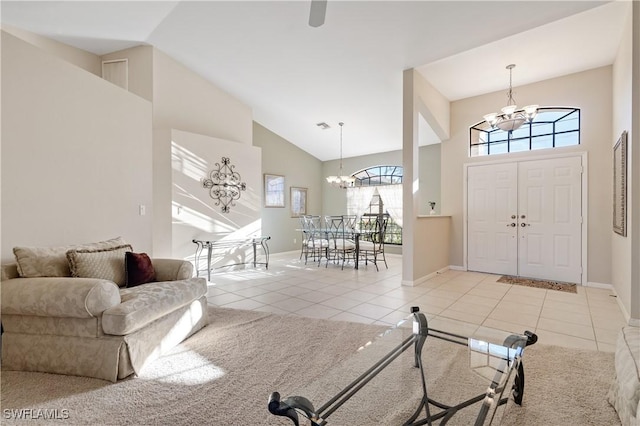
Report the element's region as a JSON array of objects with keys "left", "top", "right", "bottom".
[{"left": 402, "top": 69, "right": 420, "bottom": 285}]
